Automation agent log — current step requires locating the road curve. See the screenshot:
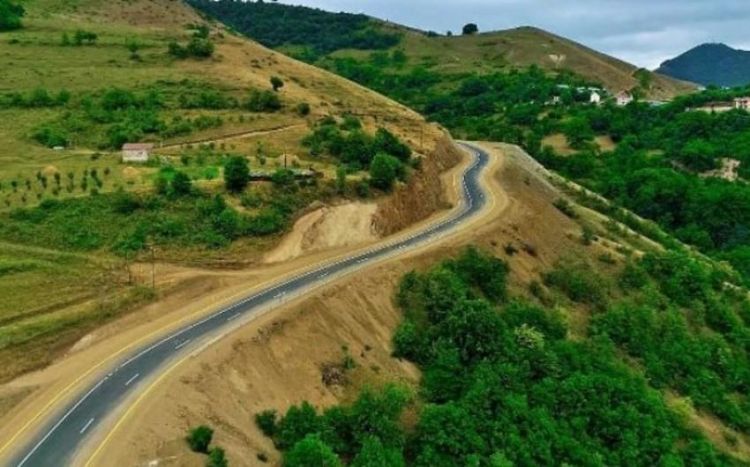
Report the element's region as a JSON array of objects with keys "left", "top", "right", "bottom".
[{"left": 8, "top": 142, "right": 491, "bottom": 467}]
